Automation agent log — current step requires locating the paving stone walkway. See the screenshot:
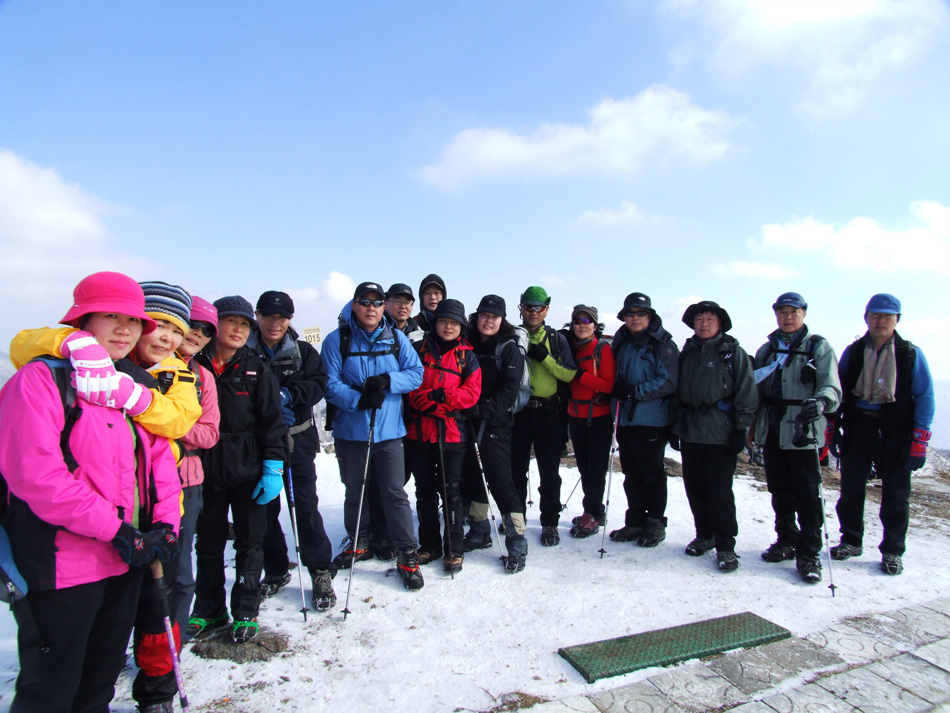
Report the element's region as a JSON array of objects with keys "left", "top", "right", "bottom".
[{"left": 531, "top": 597, "right": 950, "bottom": 712}]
